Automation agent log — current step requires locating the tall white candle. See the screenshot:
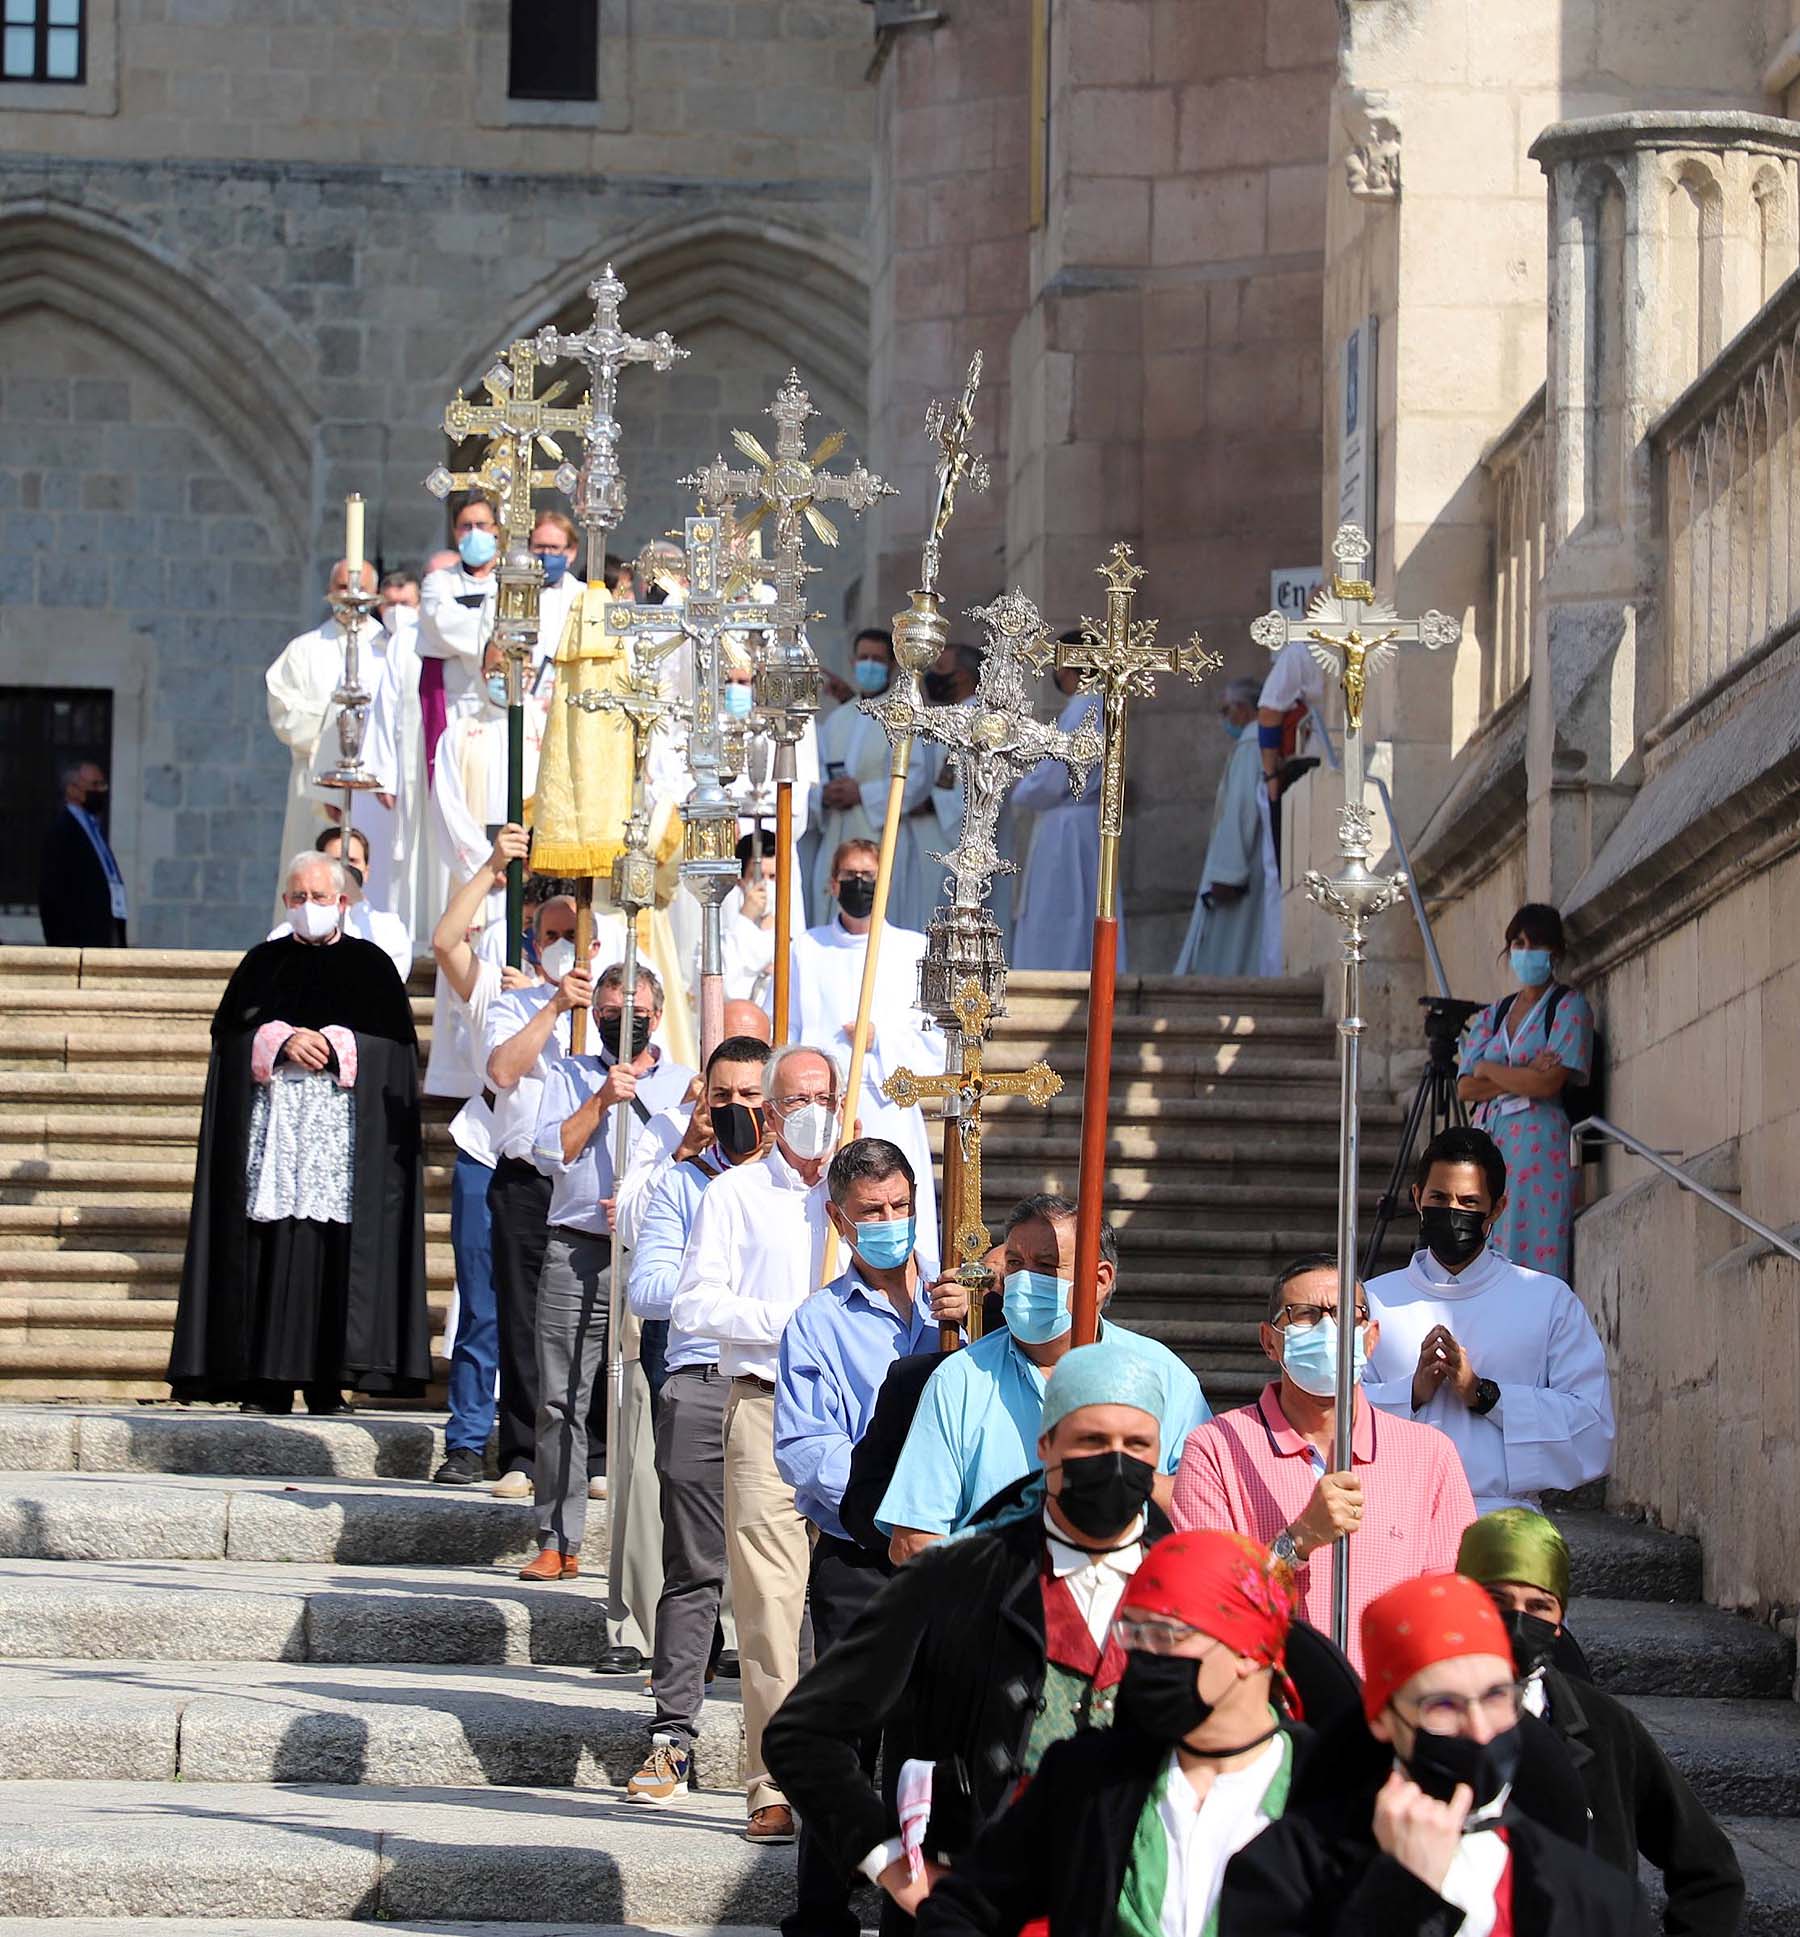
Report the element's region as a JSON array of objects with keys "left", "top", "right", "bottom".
[{"left": 344, "top": 493, "right": 365, "bottom": 581}]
